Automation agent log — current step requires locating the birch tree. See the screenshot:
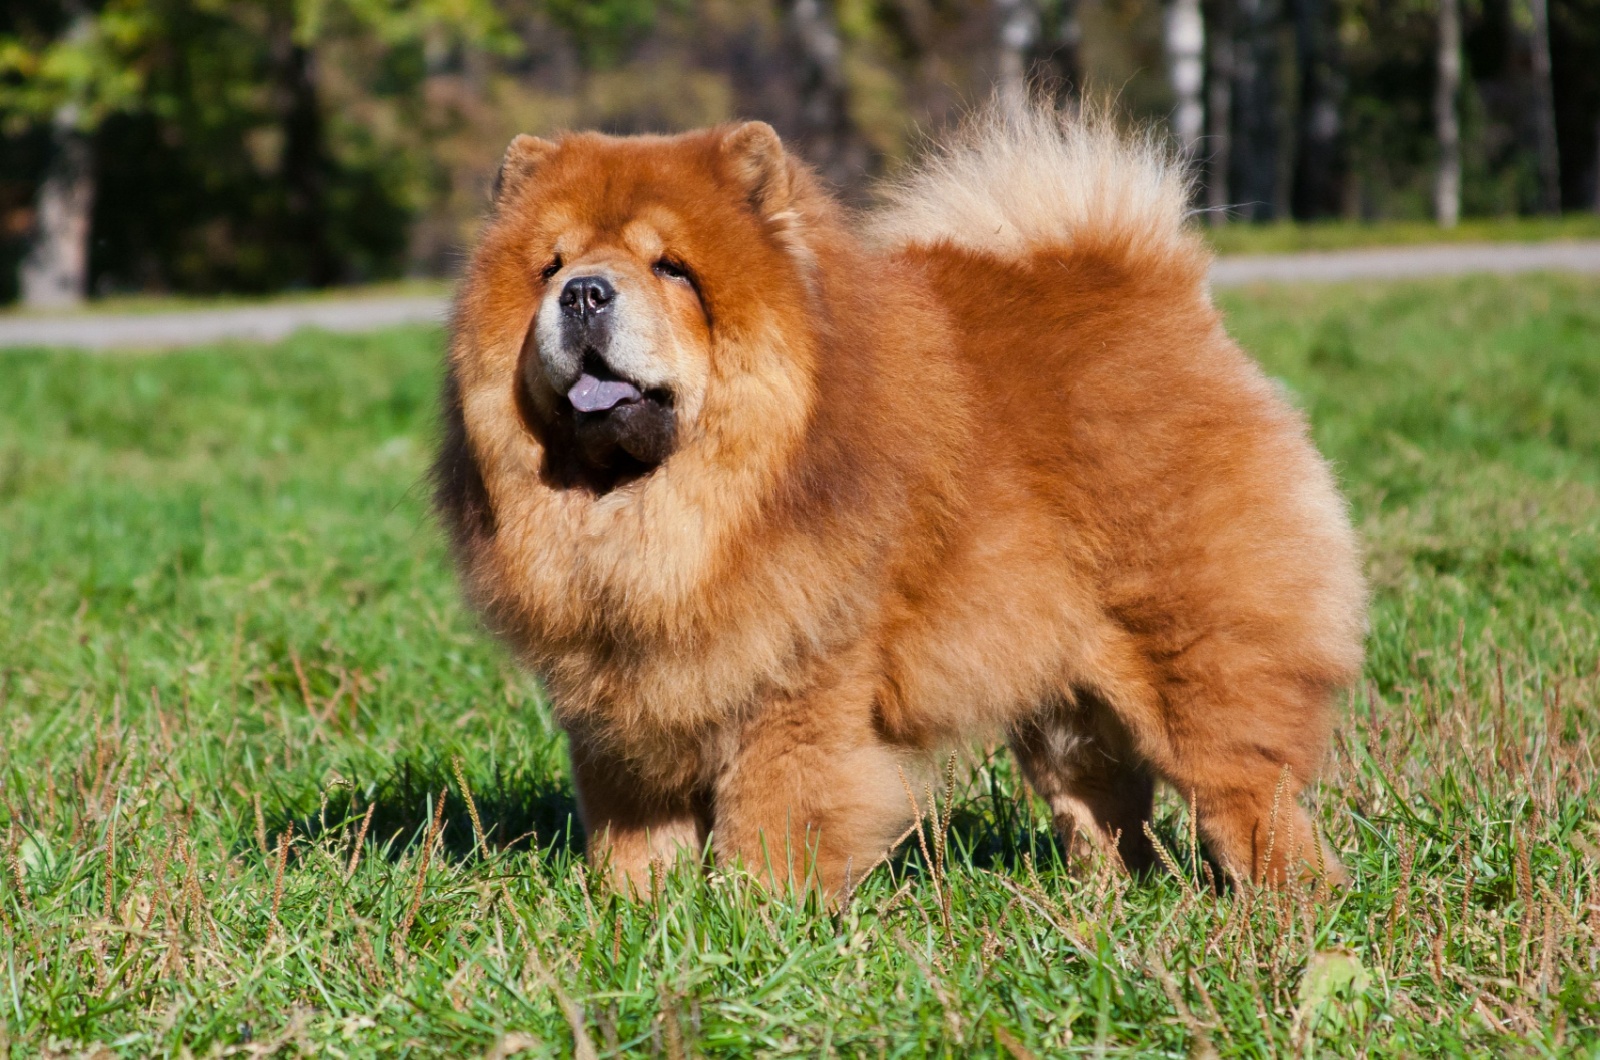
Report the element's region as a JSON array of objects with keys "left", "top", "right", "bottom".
[
  {"left": 994, "top": 0, "right": 1040, "bottom": 111},
  {"left": 2, "top": 0, "right": 509, "bottom": 302},
  {"left": 784, "top": 0, "right": 872, "bottom": 190},
  {"left": 1033, "top": 0, "right": 1083, "bottom": 106},
  {"left": 1204, "top": 0, "right": 1235, "bottom": 223},
  {"left": 18, "top": 83, "right": 94, "bottom": 308},
  {"left": 990, "top": 0, "right": 1082, "bottom": 112},
  {"left": 1165, "top": 0, "right": 1206, "bottom": 155},
  {"left": 8, "top": 3, "right": 123, "bottom": 308},
  {"left": 1526, "top": 0, "right": 1561, "bottom": 213},
  {"left": 1434, "top": 0, "right": 1461, "bottom": 226}
]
